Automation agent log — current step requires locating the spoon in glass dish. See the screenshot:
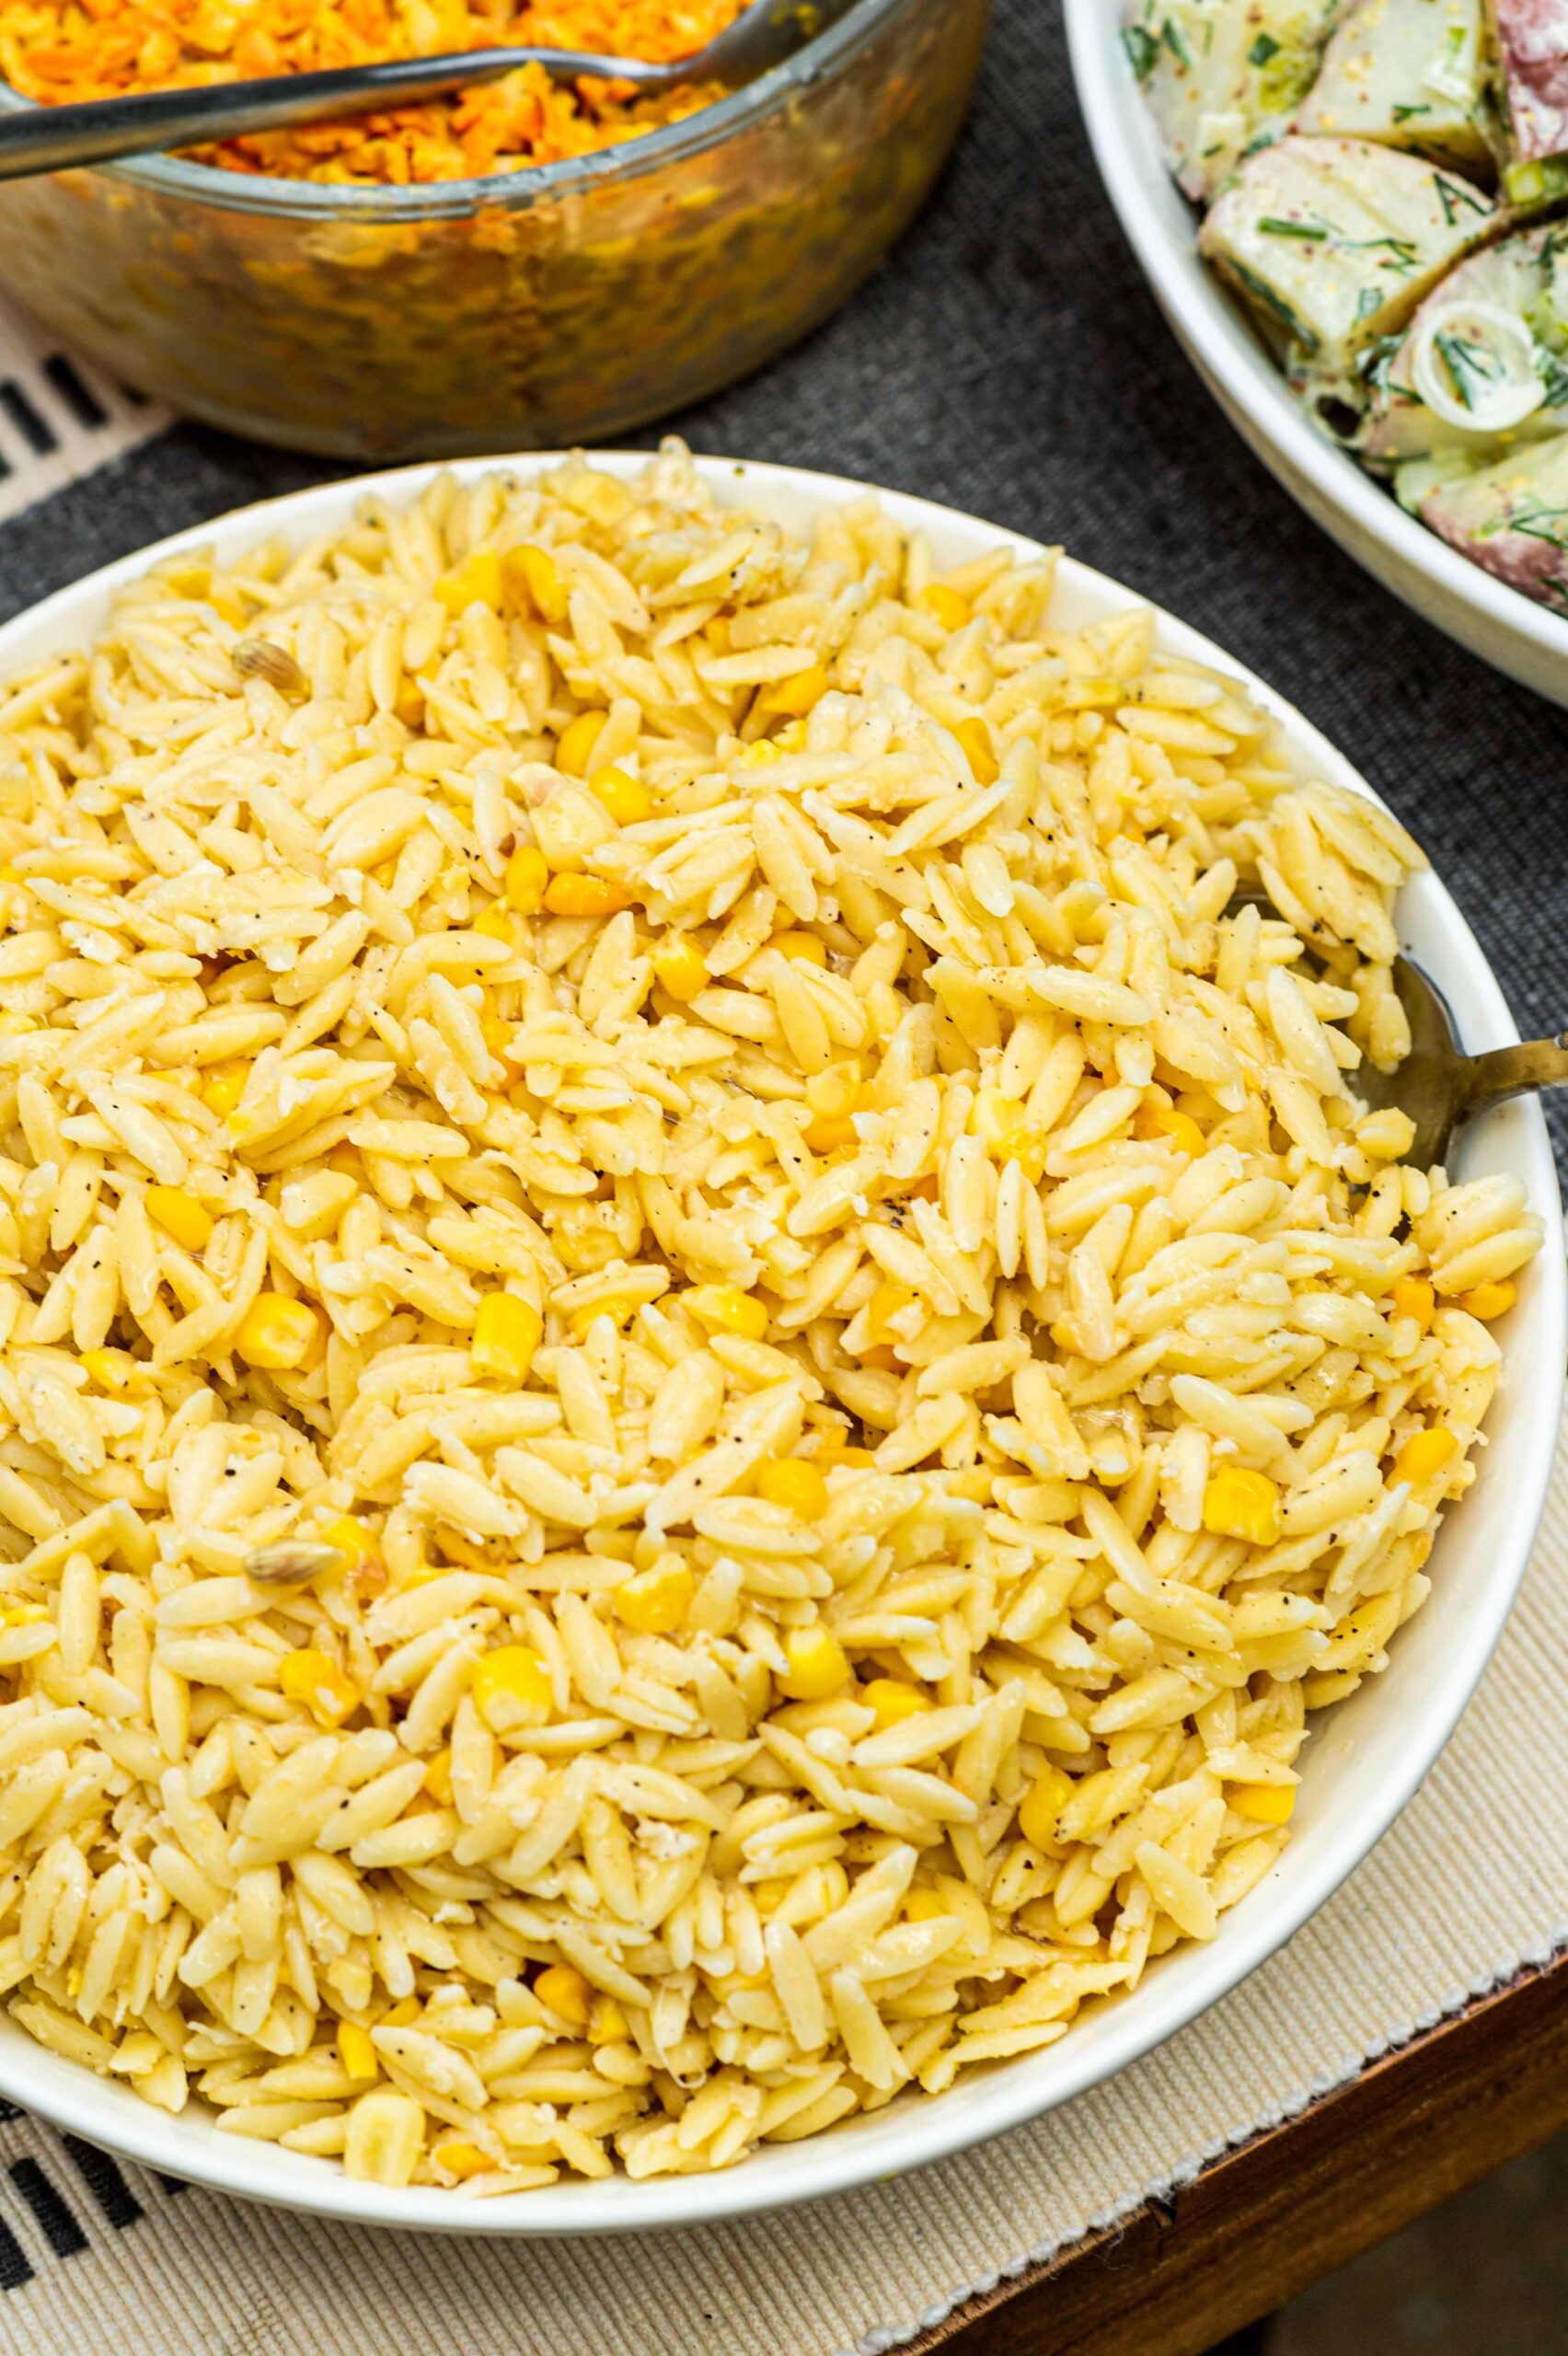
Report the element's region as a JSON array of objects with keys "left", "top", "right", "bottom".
[
  {"left": 0, "top": 0, "right": 839, "bottom": 179},
  {"left": 1229, "top": 887, "right": 1568, "bottom": 1169}
]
